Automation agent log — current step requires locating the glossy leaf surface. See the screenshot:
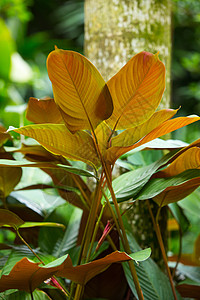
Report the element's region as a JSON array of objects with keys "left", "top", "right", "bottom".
[
  {"left": 12, "top": 124, "right": 100, "bottom": 168},
  {"left": 47, "top": 48, "right": 113, "bottom": 132},
  {"left": 106, "top": 51, "right": 165, "bottom": 130},
  {"left": 26, "top": 97, "right": 63, "bottom": 124},
  {"left": 136, "top": 169, "right": 200, "bottom": 206}
]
